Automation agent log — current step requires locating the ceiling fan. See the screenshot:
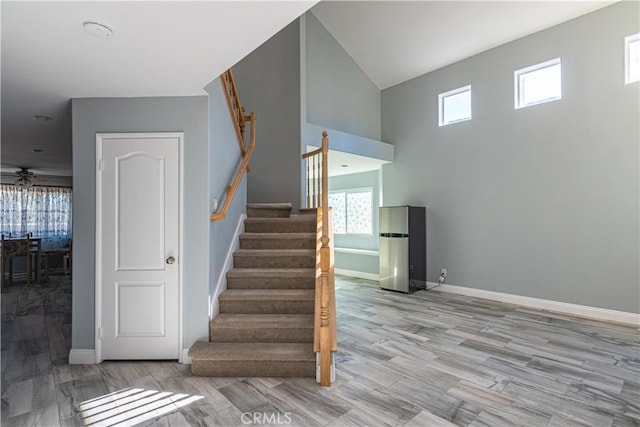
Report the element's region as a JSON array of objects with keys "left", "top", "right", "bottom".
[{"left": 15, "top": 168, "right": 35, "bottom": 187}]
